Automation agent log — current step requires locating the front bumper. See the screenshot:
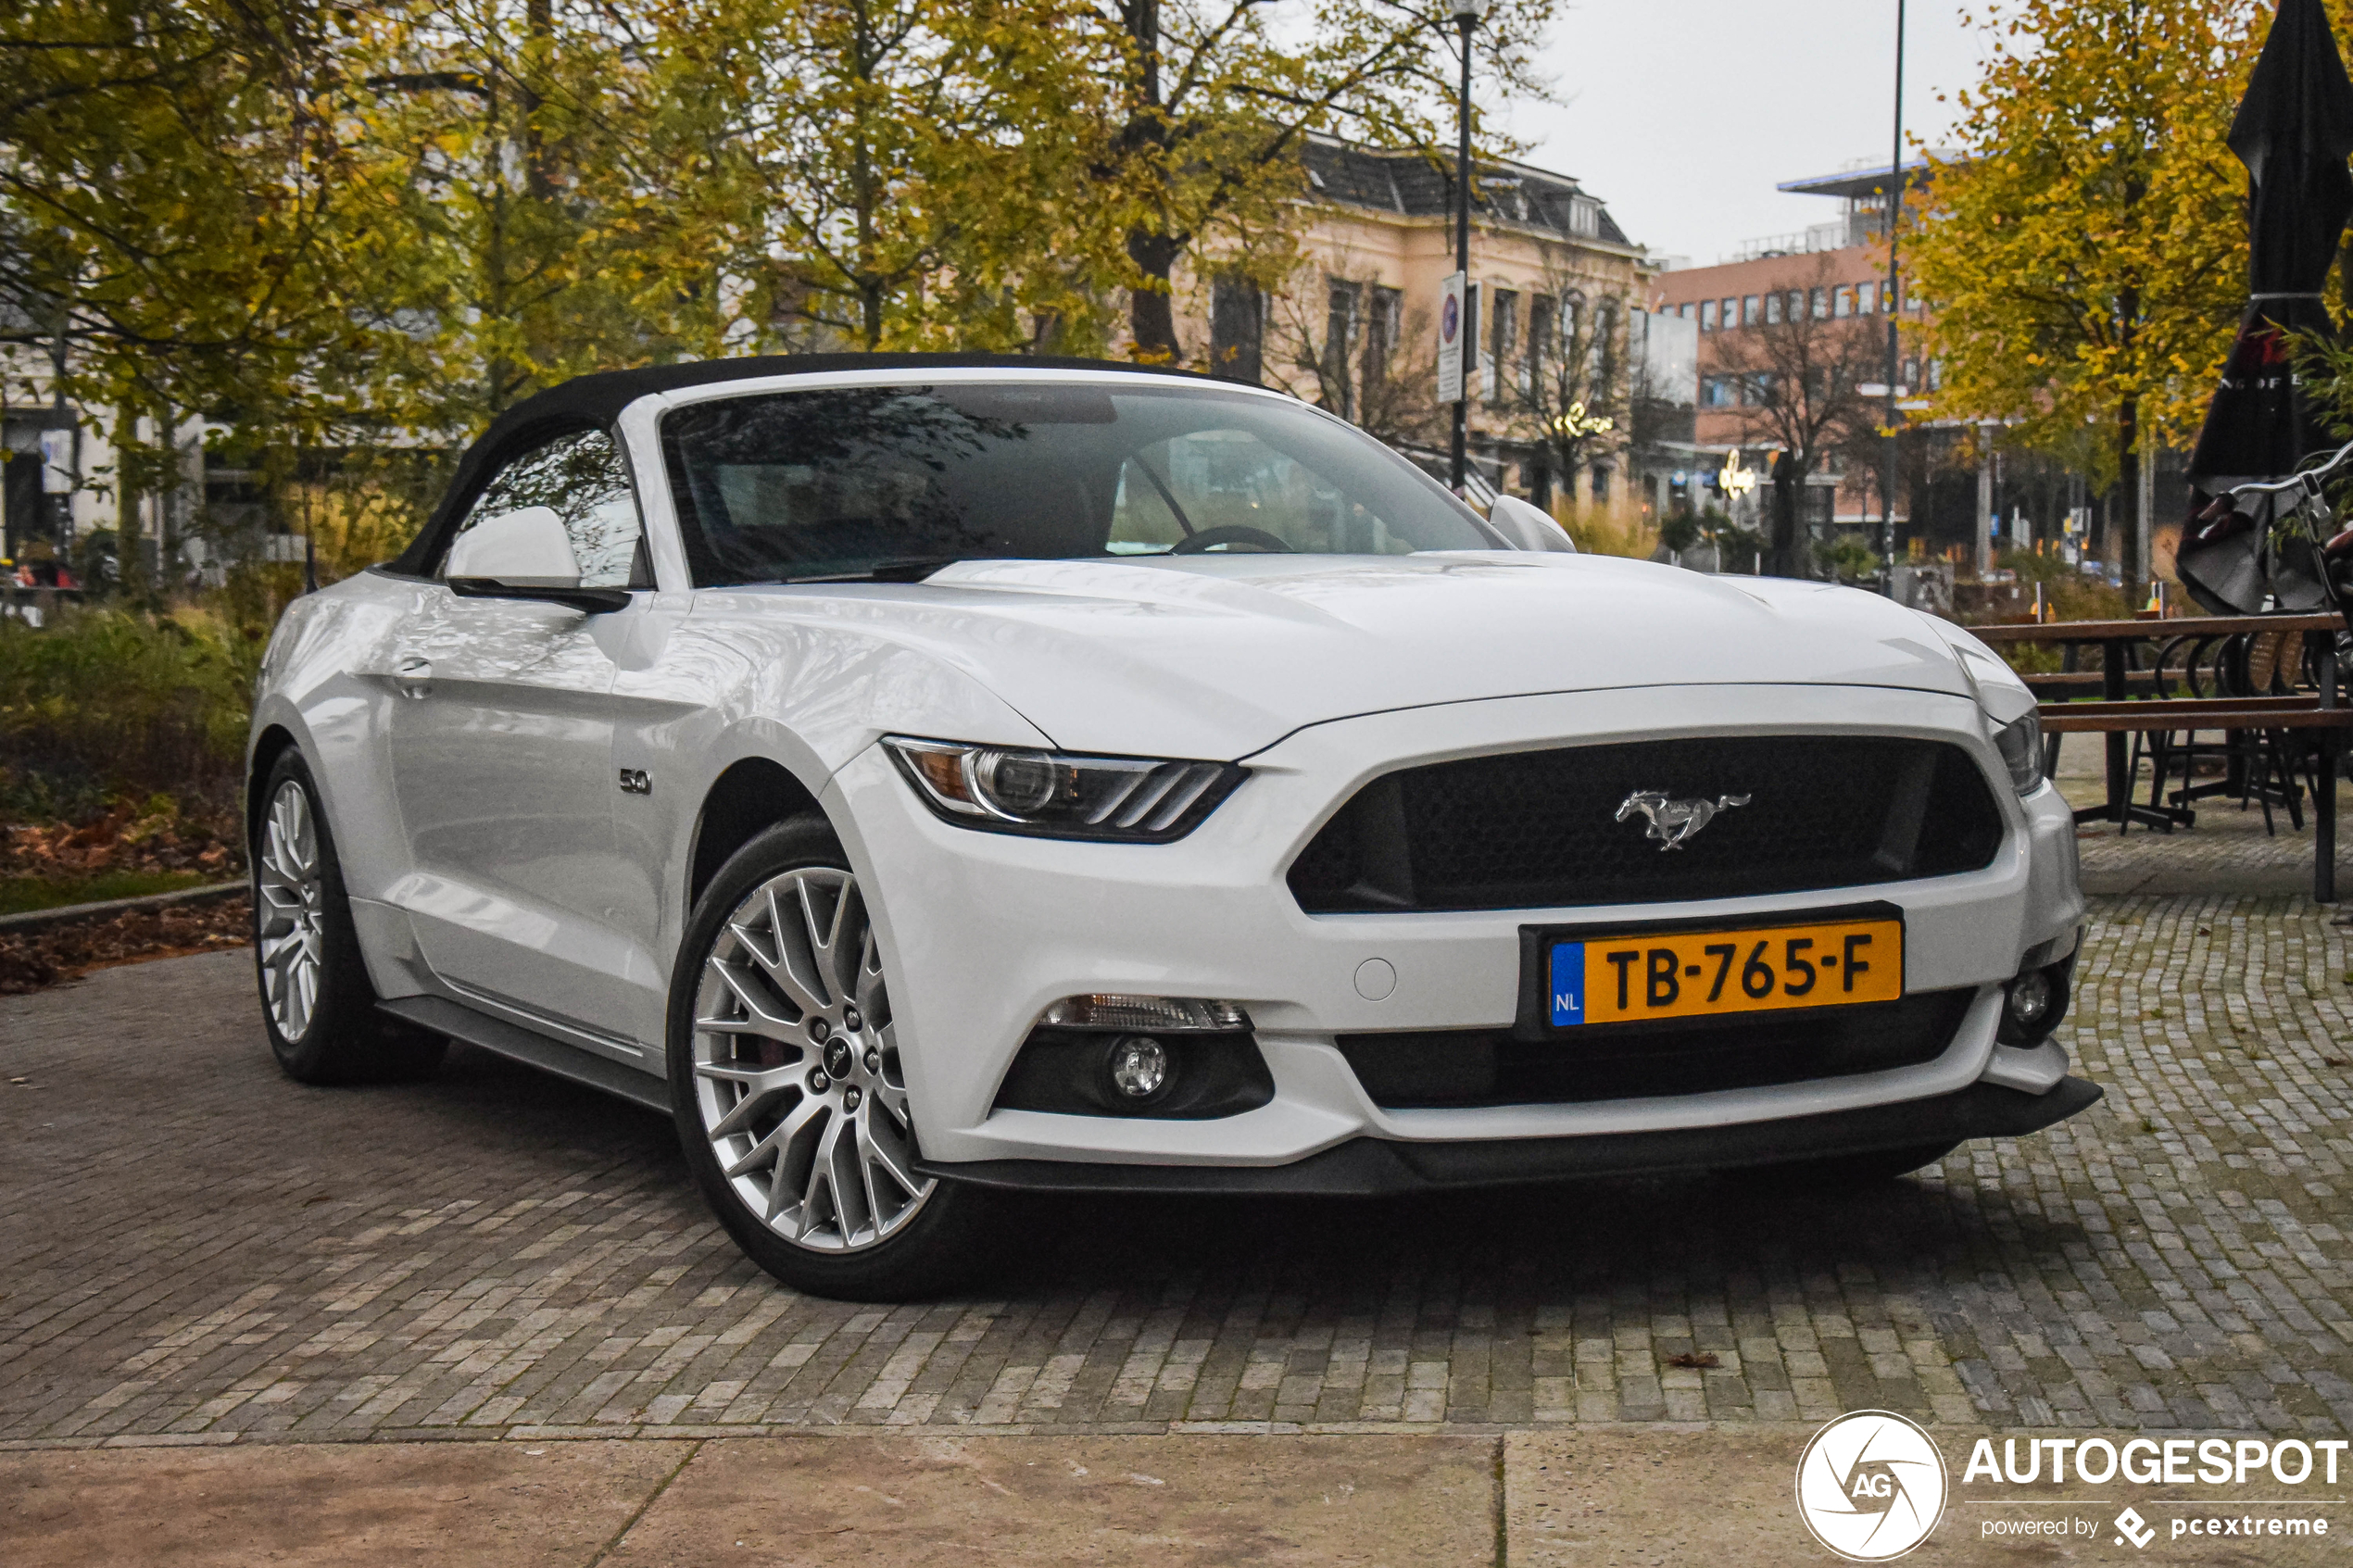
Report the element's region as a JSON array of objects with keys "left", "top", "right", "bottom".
[{"left": 824, "top": 684, "right": 2090, "bottom": 1173}]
